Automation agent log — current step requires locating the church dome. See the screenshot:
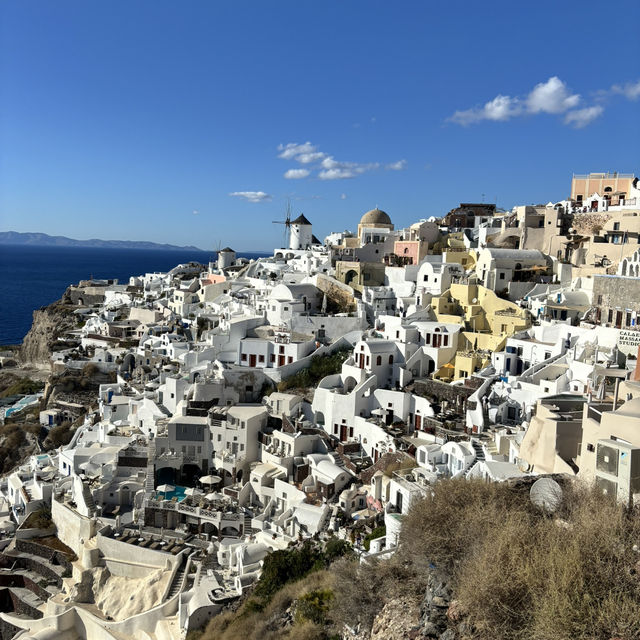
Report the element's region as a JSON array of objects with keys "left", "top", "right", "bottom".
[{"left": 360, "top": 208, "right": 392, "bottom": 226}]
